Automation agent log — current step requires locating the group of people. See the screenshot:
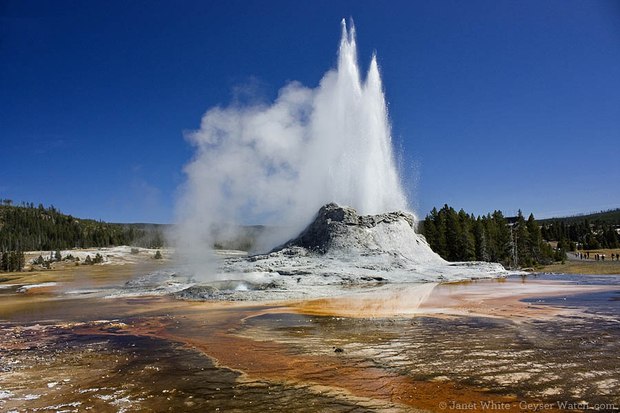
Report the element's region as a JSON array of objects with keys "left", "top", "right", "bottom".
[
  {"left": 575, "top": 251, "right": 620, "bottom": 261},
  {"left": 576, "top": 252, "right": 590, "bottom": 260}
]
